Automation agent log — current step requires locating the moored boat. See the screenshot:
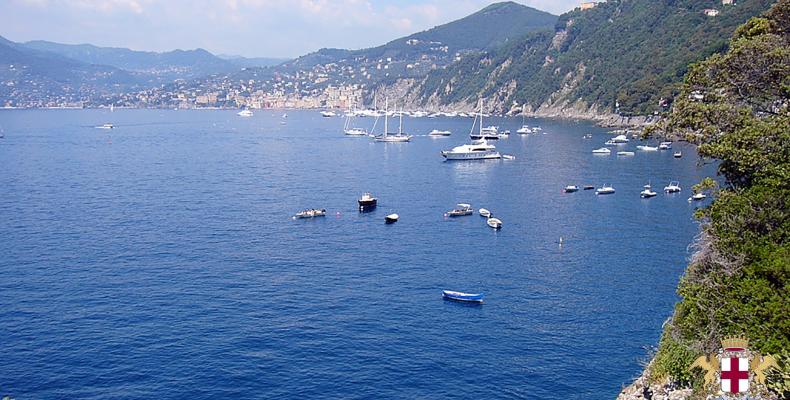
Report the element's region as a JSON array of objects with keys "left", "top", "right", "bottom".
[
  {"left": 637, "top": 145, "right": 659, "bottom": 151},
  {"left": 487, "top": 217, "right": 502, "bottom": 230},
  {"left": 428, "top": 129, "right": 452, "bottom": 137},
  {"left": 689, "top": 193, "right": 706, "bottom": 201},
  {"left": 564, "top": 185, "right": 580, "bottom": 193},
  {"left": 592, "top": 147, "right": 611, "bottom": 154},
  {"left": 385, "top": 213, "right": 399, "bottom": 223},
  {"left": 640, "top": 184, "right": 657, "bottom": 198},
  {"left": 674, "top": 151, "right": 683, "bottom": 158},
  {"left": 583, "top": 185, "right": 595, "bottom": 190},
  {"left": 446, "top": 203, "right": 473, "bottom": 217},
  {"left": 237, "top": 109, "right": 253, "bottom": 117},
  {"left": 293, "top": 208, "right": 327, "bottom": 219},
  {"left": 664, "top": 181, "right": 682, "bottom": 193},
  {"left": 596, "top": 184, "right": 616, "bottom": 195},
  {"left": 358, "top": 192, "right": 378, "bottom": 211},
  {"left": 96, "top": 123, "right": 114, "bottom": 129},
  {"left": 478, "top": 208, "right": 491, "bottom": 218},
  {"left": 617, "top": 151, "right": 635, "bottom": 156},
  {"left": 442, "top": 290, "right": 484, "bottom": 303},
  {"left": 659, "top": 141, "right": 673, "bottom": 150}
]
